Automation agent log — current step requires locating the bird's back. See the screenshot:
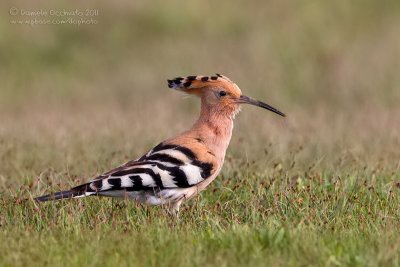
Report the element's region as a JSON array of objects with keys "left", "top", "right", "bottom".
[{"left": 35, "top": 134, "right": 221, "bottom": 208}]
